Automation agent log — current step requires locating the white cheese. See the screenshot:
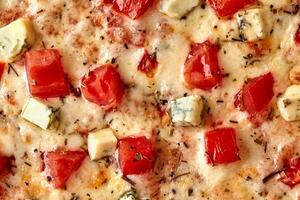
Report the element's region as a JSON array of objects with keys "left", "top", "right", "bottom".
[
  {"left": 21, "top": 98, "right": 60, "bottom": 130},
  {"left": 170, "top": 95, "right": 204, "bottom": 126},
  {"left": 0, "top": 18, "right": 35, "bottom": 62},
  {"left": 159, "top": 0, "right": 199, "bottom": 19},
  {"left": 277, "top": 85, "right": 300, "bottom": 121},
  {"left": 236, "top": 8, "right": 267, "bottom": 42},
  {"left": 87, "top": 128, "right": 117, "bottom": 161}
]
